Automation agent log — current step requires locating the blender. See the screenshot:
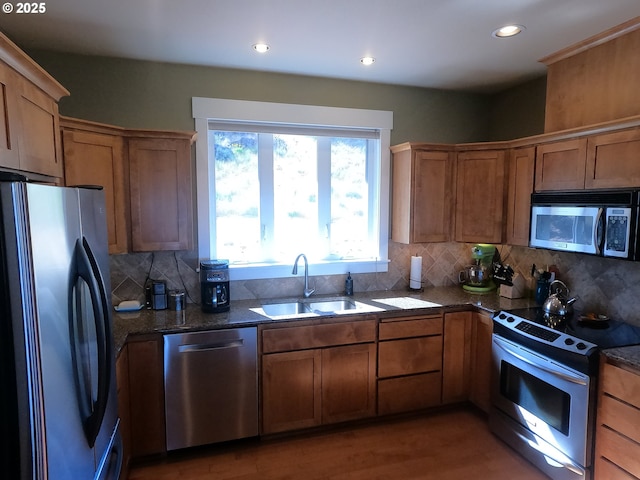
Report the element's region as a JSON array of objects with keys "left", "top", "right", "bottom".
[{"left": 459, "top": 244, "right": 497, "bottom": 293}]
